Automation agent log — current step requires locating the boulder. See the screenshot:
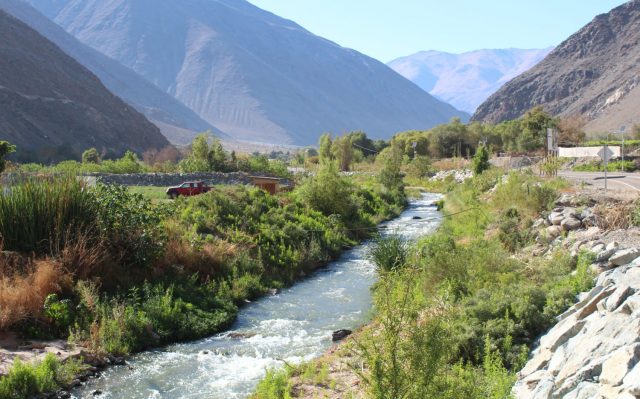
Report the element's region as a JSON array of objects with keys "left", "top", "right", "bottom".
[
  {"left": 331, "top": 329, "right": 352, "bottom": 342},
  {"left": 622, "top": 362, "right": 640, "bottom": 394},
  {"left": 596, "top": 248, "right": 617, "bottom": 263},
  {"left": 547, "top": 225, "right": 563, "bottom": 238},
  {"left": 550, "top": 213, "right": 565, "bottom": 226},
  {"left": 599, "top": 344, "right": 640, "bottom": 386},
  {"left": 609, "top": 249, "right": 640, "bottom": 267},
  {"left": 539, "top": 317, "right": 585, "bottom": 351},
  {"left": 605, "top": 285, "right": 636, "bottom": 312}
]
